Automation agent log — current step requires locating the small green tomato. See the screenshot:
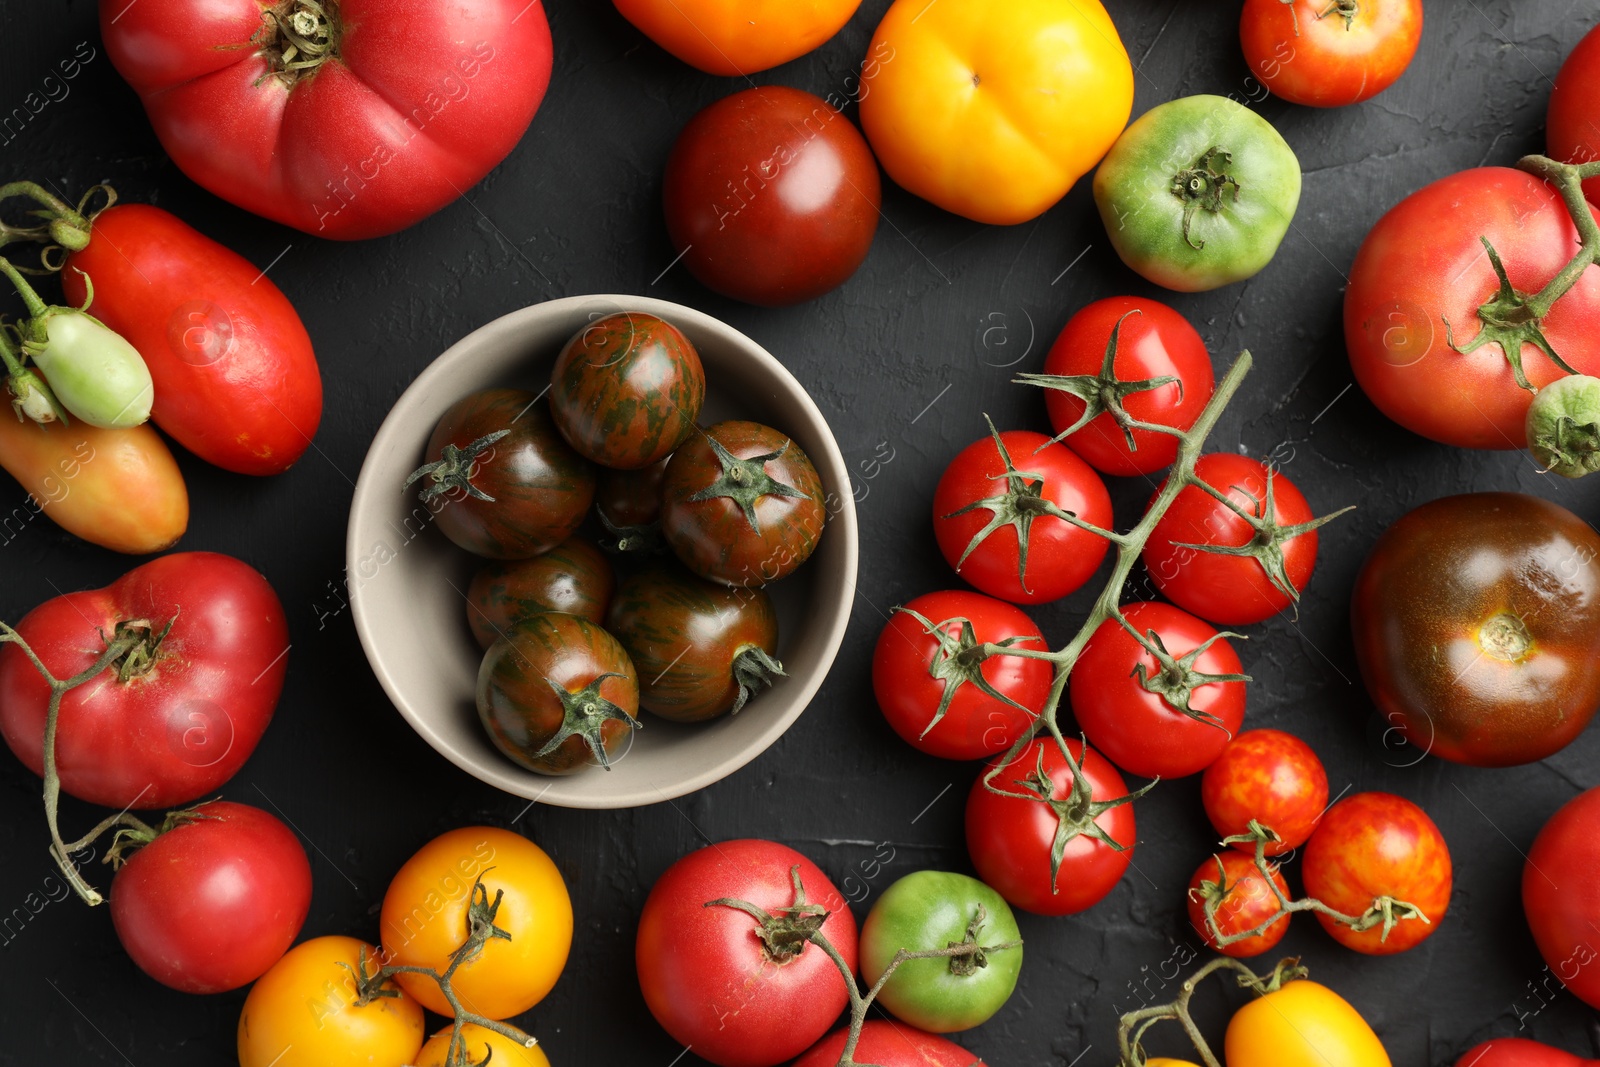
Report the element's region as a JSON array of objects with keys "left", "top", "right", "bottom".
[
  {"left": 25, "top": 308, "right": 154, "bottom": 429},
  {"left": 1527, "top": 374, "right": 1600, "bottom": 478}
]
